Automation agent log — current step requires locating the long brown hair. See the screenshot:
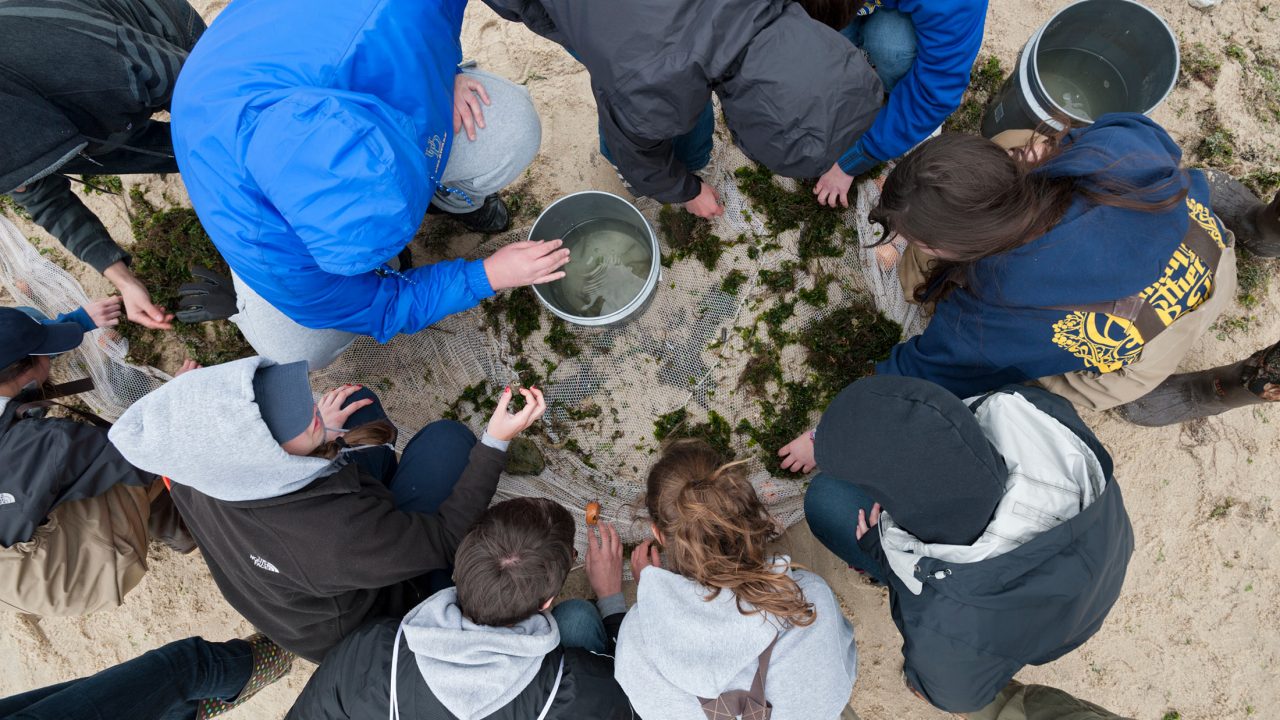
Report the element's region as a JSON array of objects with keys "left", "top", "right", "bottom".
[
  {"left": 870, "top": 121, "right": 1188, "bottom": 303},
  {"left": 309, "top": 419, "right": 397, "bottom": 459},
  {"left": 644, "top": 439, "right": 815, "bottom": 627}
]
